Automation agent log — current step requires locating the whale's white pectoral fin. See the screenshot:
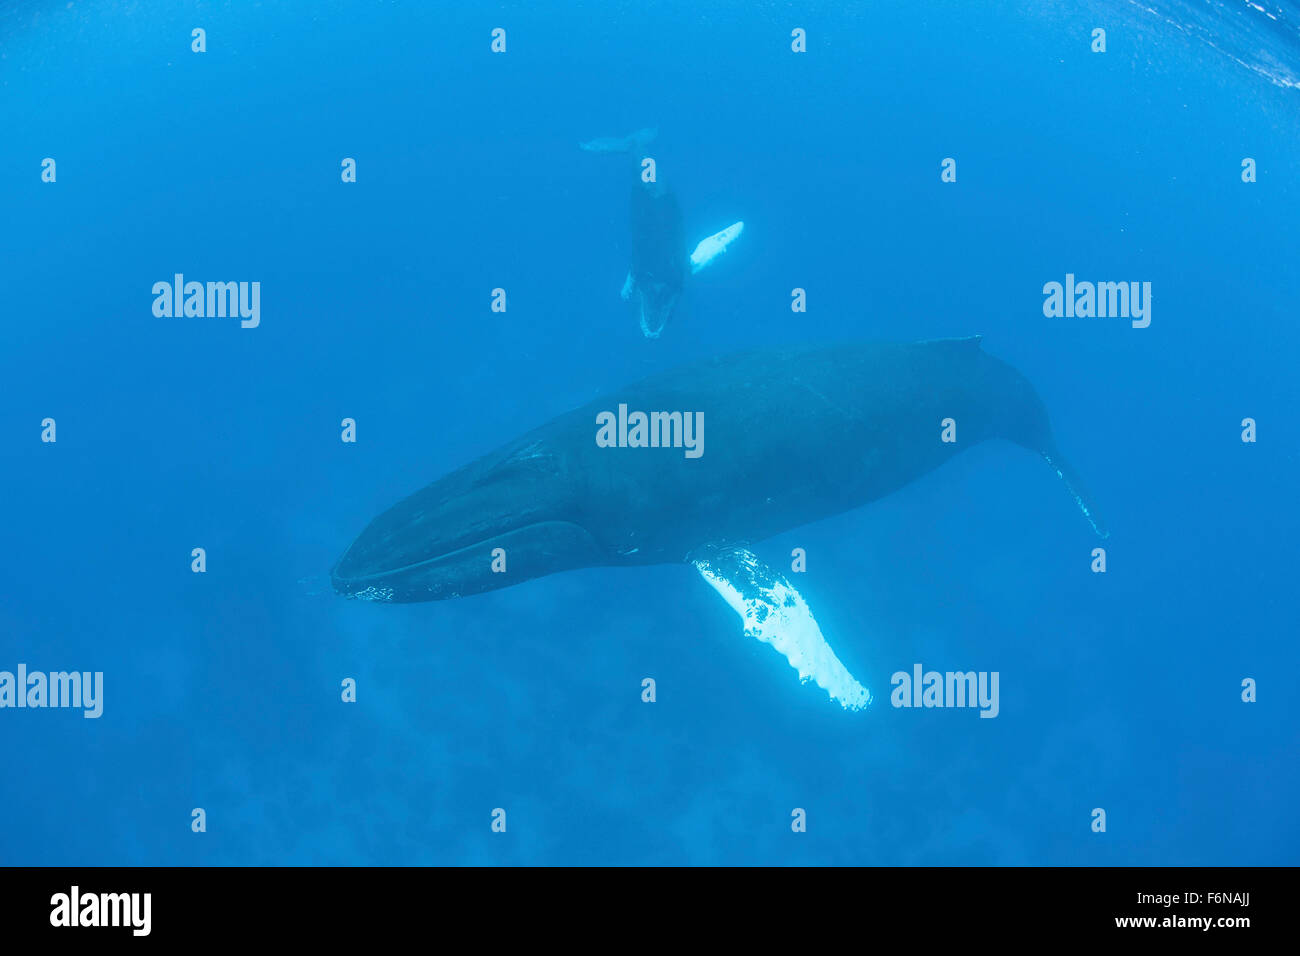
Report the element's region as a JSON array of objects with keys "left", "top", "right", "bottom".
[
  {"left": 620, "top": 270, "right": 635, "bottom": 301},
  {"left": 691, "top": 545, "right": 871, "bottom": 711},
  {"left": 689, "top": 220, "right": 744, "bottom": 275}
]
